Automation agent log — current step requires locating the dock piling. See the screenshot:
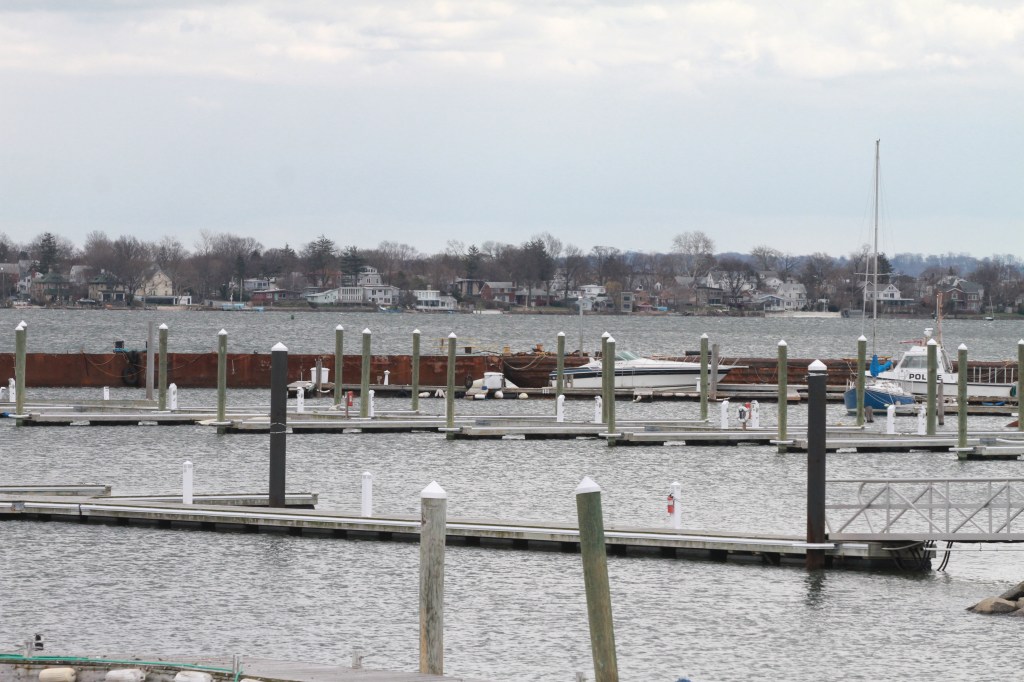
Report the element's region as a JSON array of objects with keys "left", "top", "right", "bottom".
[
  {"left": 958, "top": 344, "right": 968, "bottom": 450},
  {"left": 605, "top": 336, "right": 616, "bottom": 444},
  {"left": 158, "top": 323, "right": 168, "bottom": 410},
  {"left": 216, "top": 329, "right": 227, "bottom": 423},
  {"left": 575, "top": 476, "right": 619, "bottom": 682},
  {"left": 14, "top": 321, "right": 26, "bottom": 418},
  {"left": 361, "top": 472, "right": 373, "bottom": 517},
  {"left": 269, "top": 341, "right": 288, "bottom": 508},
  {"left": 182, "top": 461, "right": 194, "bottom": 504},
  {"left": 146, "top": 321, "right": 155, "bottom": 400},
  {"left": 556, "top": 331, "right": 566, "bottom": 411},
  {"left": 856, "top": 335, "right": 866, "bottom": 426},
  {"left": 1018, "top": 340, "right": 1023, "bottom": 432},
  {"left": 926, "top": 339, "right": 938, "bottom": 436},
  {"left": 334, "top": 325, "right": 344, "bottom": 407},
  {"left": 412, "top": 329, "right": 421, "bottom": 412},
  {"left": 419, "top": 481, "right": 447, "bottom": 676},
  {"left": 700, "top": 333, "right": 709, "bottom": 421},
  {"left": 600, "top": 332, "right": 610, "bottom": 424},
  {"left": 360, "top": 329, "right": 371, "bottom": 418},
  {"left": 806, "top": 360, "right": 828, "bottom": 571},
  {"left": 445, "top": 333, "right": 456, "bottom": 431},
  {"left": 711, "top": 342, "right": 720, "bottom": 401},
  {"left": 315, "top": 357, "right": 324, "bottom": 393}
]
